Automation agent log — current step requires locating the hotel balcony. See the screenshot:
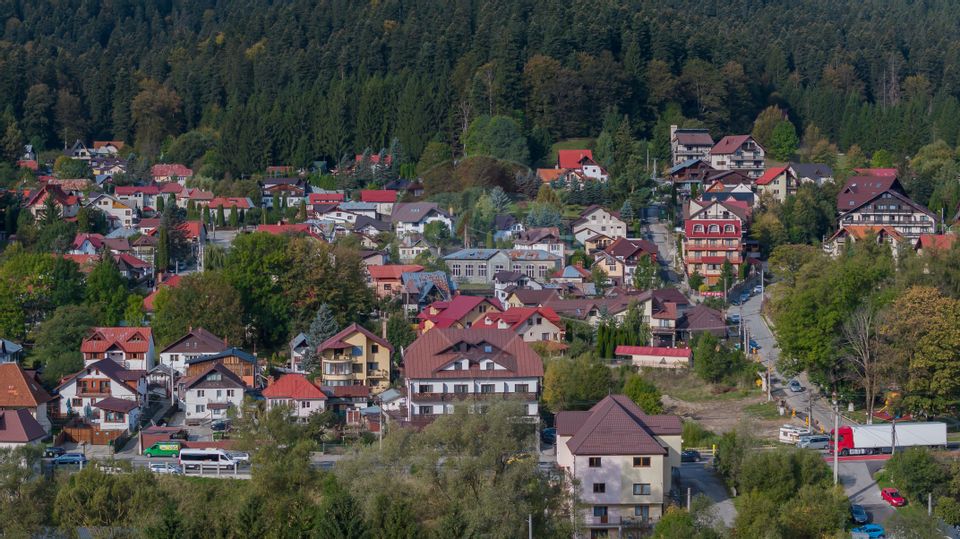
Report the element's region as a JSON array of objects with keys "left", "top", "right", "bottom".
[{"left": 412, "top": 392, "right": 538, "bottom": 402}]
